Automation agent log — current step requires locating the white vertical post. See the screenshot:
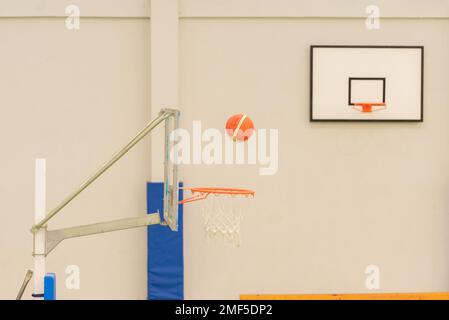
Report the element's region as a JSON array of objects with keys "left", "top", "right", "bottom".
[
  {"left": 34, "top": 159, "right": 46, "bottom": 299},
  {"left": 150, "top": 0, "right": 179, "bottom": 181}
]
